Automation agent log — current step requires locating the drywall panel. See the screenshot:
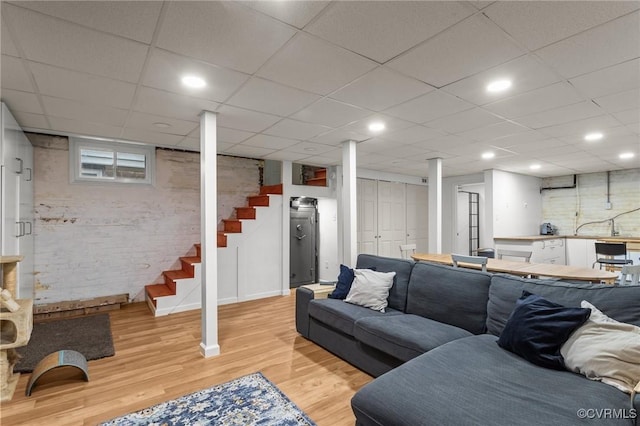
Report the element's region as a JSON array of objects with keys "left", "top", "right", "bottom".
[{"left": 490, "top": 169, "right": 542, "bottom": 237}]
